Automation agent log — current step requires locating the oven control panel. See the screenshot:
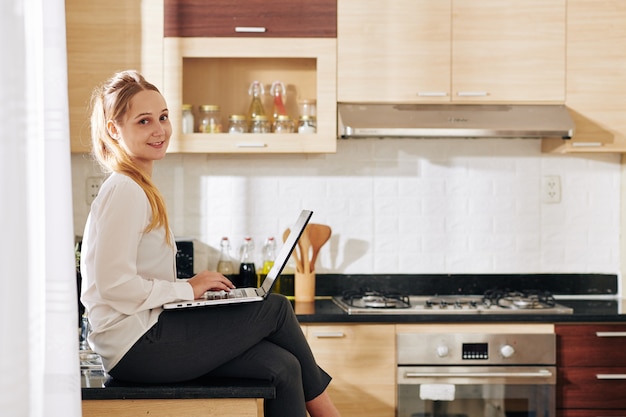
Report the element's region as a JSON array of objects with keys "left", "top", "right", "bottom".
[{"left": 397, "top": 333, "right": 555, "bottom": 365}]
